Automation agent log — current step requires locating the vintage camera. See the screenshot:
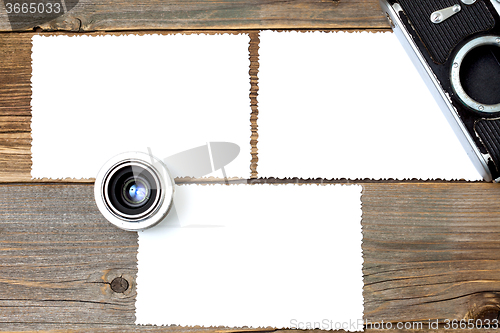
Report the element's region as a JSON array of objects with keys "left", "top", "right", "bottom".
[
  {"left": 94, "top": 152, "right": 175, "bottom": 231},
  {"left": 380, "top": 0, "right": 500, "bottom": 181}
]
